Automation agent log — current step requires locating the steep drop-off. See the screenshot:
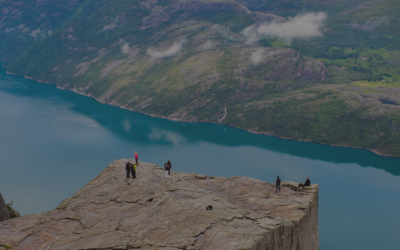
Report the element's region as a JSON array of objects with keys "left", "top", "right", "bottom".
[
  {"left": 1, "top": 0, "right": 400, "bottom": 156},
  {"left": 0, "top": 159, "right": 319, "bottom": 250},
  {"left": 0, "top": 193, "right": 19, "bottom": 222}
]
